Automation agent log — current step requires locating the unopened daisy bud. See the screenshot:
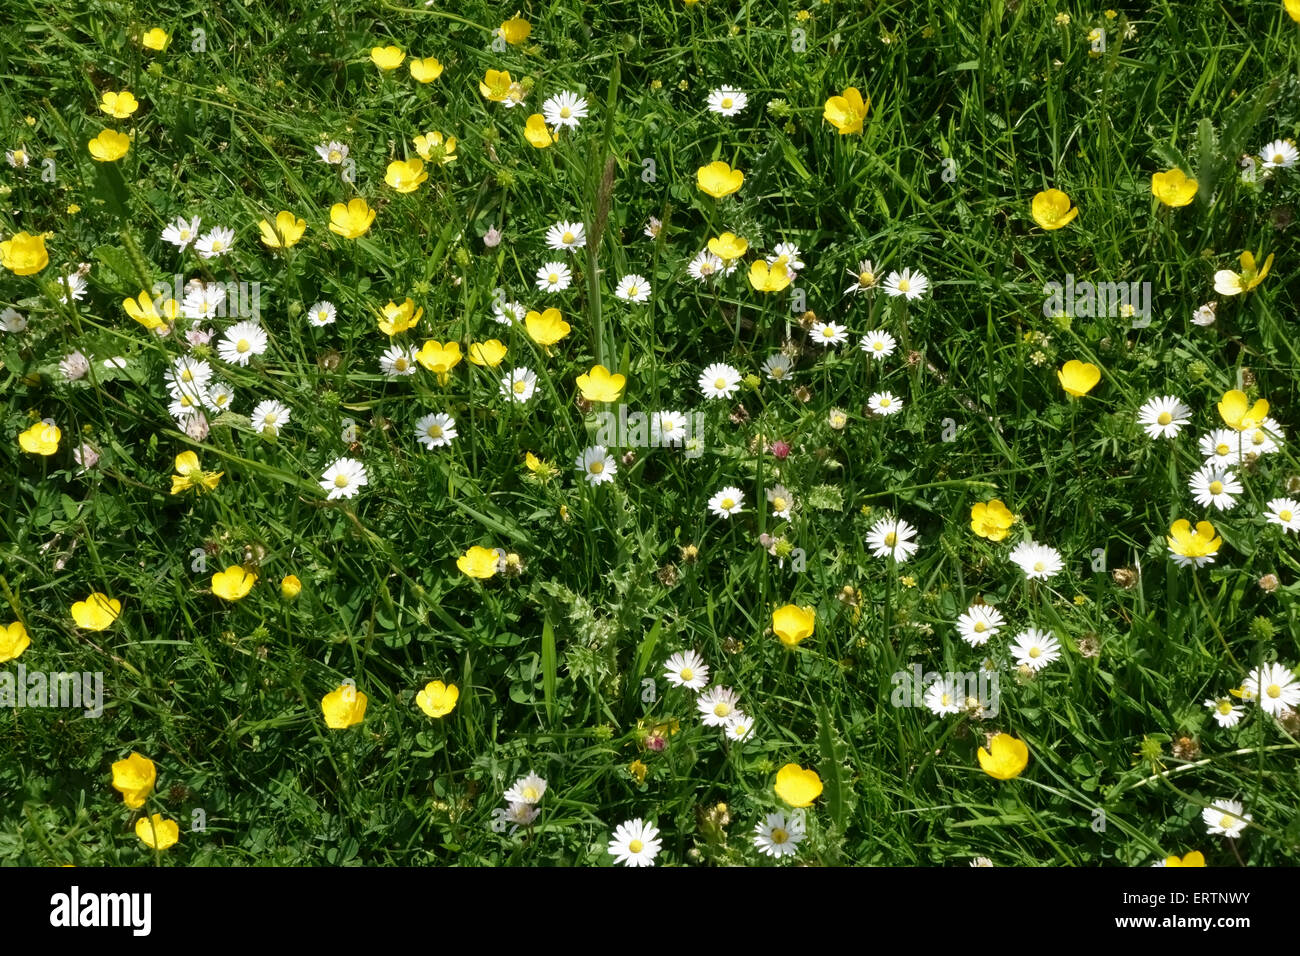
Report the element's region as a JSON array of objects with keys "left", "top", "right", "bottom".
[
  {"left": 1015, "top": 663, "right": 1035, "bottom": 682},
  {"left": 1259, "top": 573, "right": 1279, "bottom": 592},
  {"left": 1287, "top": 475, "right": 1300, "bottom": 496},
  {"left": 184, "top": 413, "right": 209, "bottom": 442},
  {"left": 483, "top": 225, "right": 502, "bottom": 248},
  {"left": 828, "top": 407, "right": 848, "bottom": 430},
  {"left": 838, "top": 585, "right": 859, "bottom": 606}
]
